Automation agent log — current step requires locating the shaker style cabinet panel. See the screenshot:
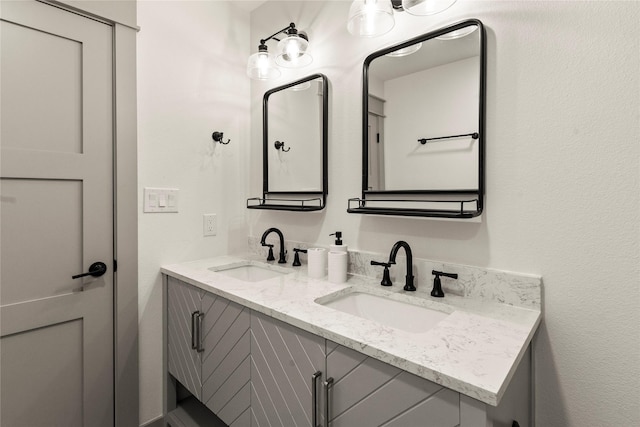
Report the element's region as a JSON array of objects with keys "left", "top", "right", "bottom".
[
  {"left": 250, "top": 310, "right": 326, "bottom": 427},
  {"left": 325, "top": 342, "right": 460, "bottom": 427},
  {"left": 167, "top": 277, "right": 203, "bottom": 400}
]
